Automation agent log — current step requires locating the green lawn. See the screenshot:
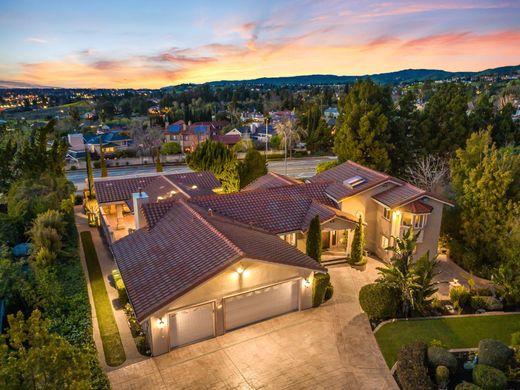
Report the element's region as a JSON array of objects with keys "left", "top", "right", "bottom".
[
  {"left": 80, "top": 231, "right": 126, "bottom": 367},
  {"left": 375, "top": 314, "right": 520, "bottom": 367}
]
